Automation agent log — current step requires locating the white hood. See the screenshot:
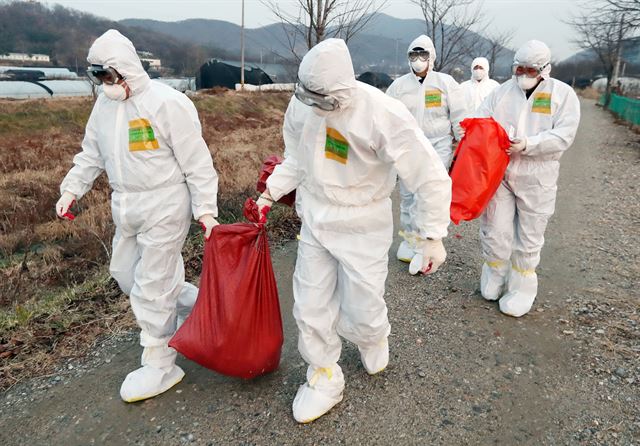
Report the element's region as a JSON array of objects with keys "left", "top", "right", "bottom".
[
  {"left": 514, "top": 40, "right": 552, "bottom": 78},
  {"left": 298, "top": 38, "right": 357, "bottom": 108},
  {"left": 408, "top": 35, "right": 437, "bottom": 71},
  {"left": 87, "top": 29, "right": 150, "bottom": 96},
  {"left": 471, "top": 57, "right": 490, "bottom": 75}
]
